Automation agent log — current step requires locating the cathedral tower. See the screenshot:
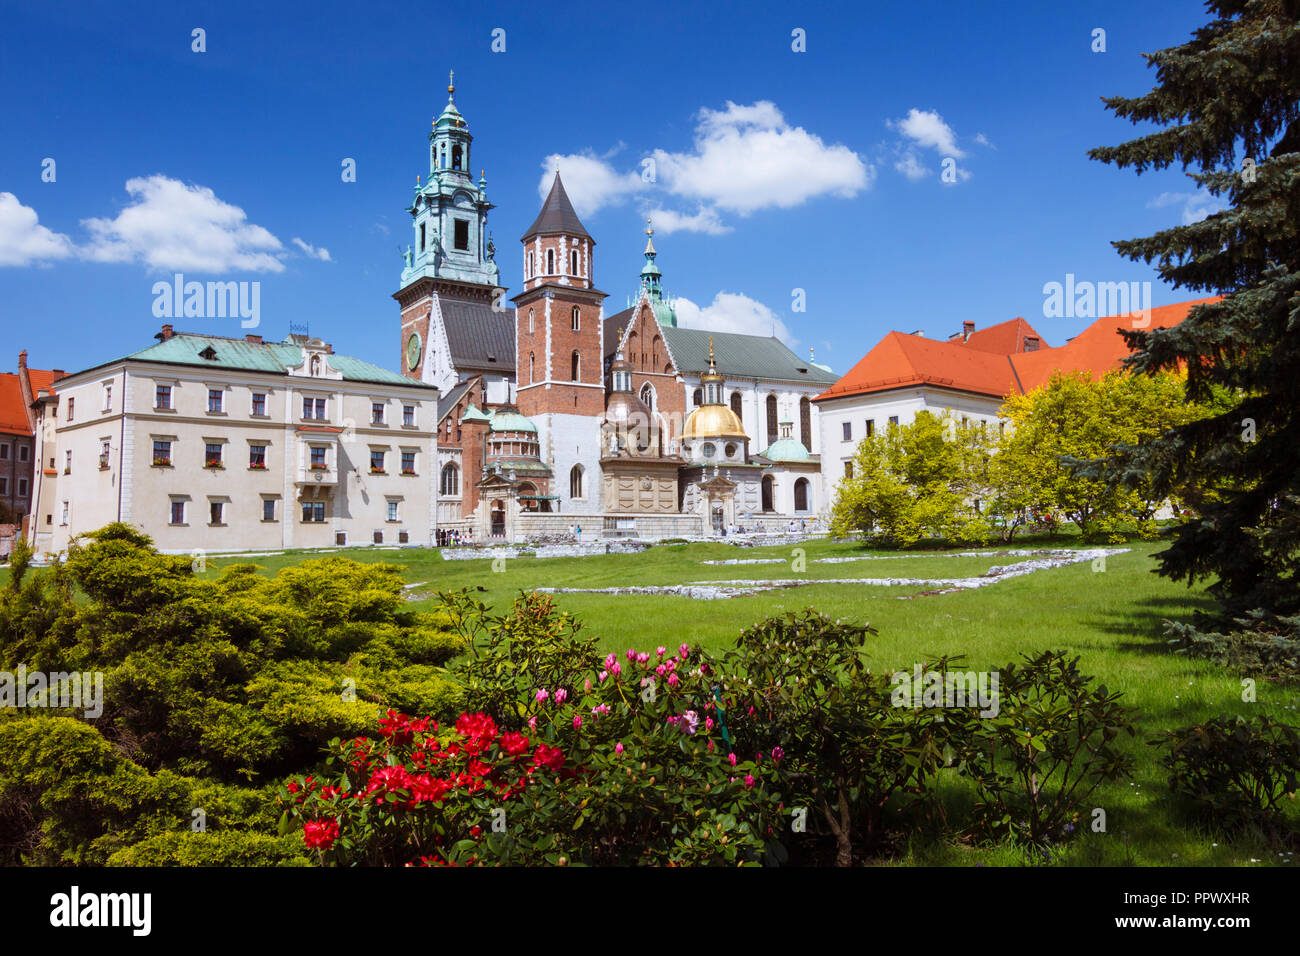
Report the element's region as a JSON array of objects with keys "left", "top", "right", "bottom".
[{"left": 512, "top": 172, "right": 607, "bottom": 515}]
